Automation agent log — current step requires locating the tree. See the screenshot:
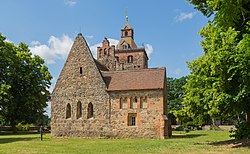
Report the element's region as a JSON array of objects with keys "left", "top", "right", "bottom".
[
  {"left": 183, "top": 0, "right": 250, "bottom": 138},
  {"left": 0, "top": 33, "right": 52, "bottom": 132},
  {"left": 186, "top": 0, "right": 250, "bottom": 32},
  {"left": 167, "top": 77, "right": 187, "bottom": 124}
]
